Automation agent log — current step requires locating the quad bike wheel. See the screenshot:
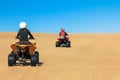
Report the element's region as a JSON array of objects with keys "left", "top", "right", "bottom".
[
  {"left": 35, "top": 51, "right": 39, "bottom": 64},
  {"left": 31, "top": 54, "right": 38, "bottom": 66},
  {"left": 8, "top": 53, "right": 16, "bottom": 66},
  {"left": 56, "top": 42, "right": 60, "bottom": 47},
  {"left": 66, "top": 41, "right": 71, "bottom": 47}
]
